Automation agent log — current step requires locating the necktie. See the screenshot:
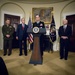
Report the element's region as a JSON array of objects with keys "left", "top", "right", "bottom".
[
  {"left": 22, "top": 24, "right": 24, "bottom": 30},
  {"left": 63, "top": 25, "right": 67, "bottom": 32}
]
